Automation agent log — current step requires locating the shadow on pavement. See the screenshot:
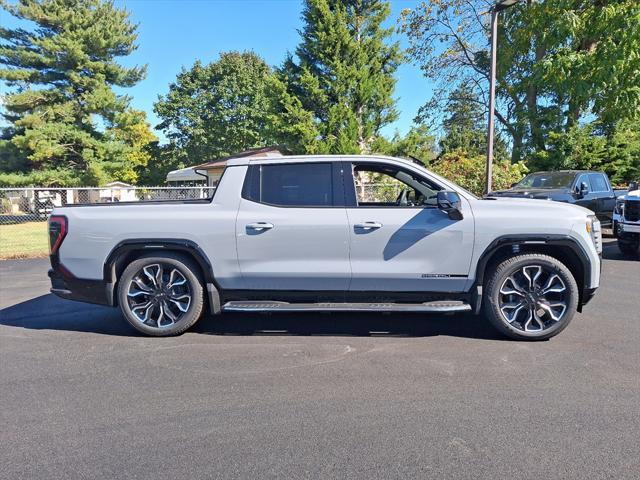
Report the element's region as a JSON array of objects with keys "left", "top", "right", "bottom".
[
  {"left": 0, "top": 293, "right": 504, "bottom": 340},
  {"left": 602, "top": 242, "right": 639, "bottom": 261}
]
